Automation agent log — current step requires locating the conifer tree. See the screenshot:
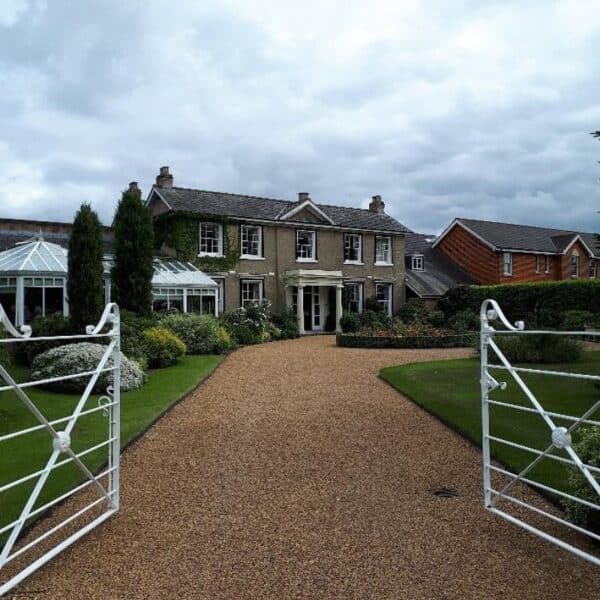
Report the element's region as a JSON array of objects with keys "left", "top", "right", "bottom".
[
  {"left": 68, "top": 203, "right": 105, "bottom": 330},
  {"left": 112, "top": 183, "right": 154, "bottom": 315}
]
